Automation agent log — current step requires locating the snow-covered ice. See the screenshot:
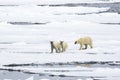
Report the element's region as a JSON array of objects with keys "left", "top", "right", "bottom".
[{"left": 0, "top": 0, "right": 120, "bottom": 80}]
